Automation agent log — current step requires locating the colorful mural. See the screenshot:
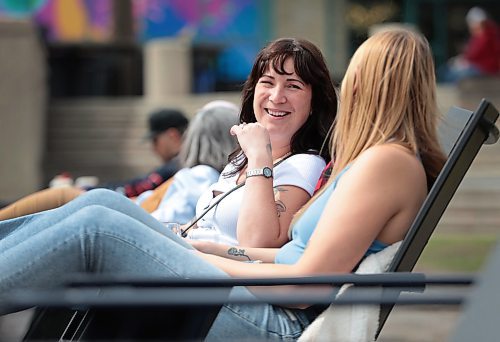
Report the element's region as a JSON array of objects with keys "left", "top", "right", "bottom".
[
  {"left": 0, "top": 0, "right": 47, "bottom": 17},
  {"left": 35, "top": 0, "right": 112, "bottom": 41},
  {"left": 0, "top": 0, "right": 112, "bottom": 41},
  {"left": 0, "top": 0, "right": 261, "bottom": 43},
  {"left": 133, "top": 0, "right": 262, "bottom": 90},
  {"left": 134, "top": 0, "right": 257, "bottom": 42},
  {"left": 0, "top": 0, "right": 267, "bottom": 92}
]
